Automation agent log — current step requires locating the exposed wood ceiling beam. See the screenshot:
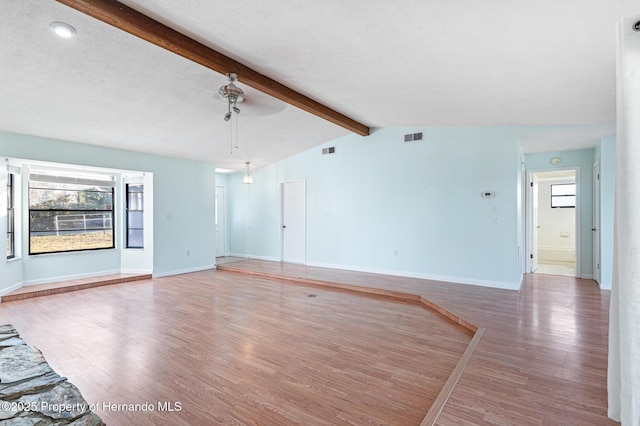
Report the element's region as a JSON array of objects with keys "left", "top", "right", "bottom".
[{"left": 55, "top": 0, "right": 371, "bottom": 136}]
